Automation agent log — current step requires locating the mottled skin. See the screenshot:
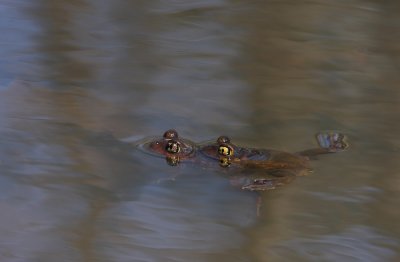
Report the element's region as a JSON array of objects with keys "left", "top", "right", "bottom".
[
  {"left": 200, "top": 136, "right": 311, "bottom": 169},
  {"left": 199, "top": 133, "right": 348, "bottom": 190},
  {"left": 141, "top": 129, "right": 348, "bottom": 191}
]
